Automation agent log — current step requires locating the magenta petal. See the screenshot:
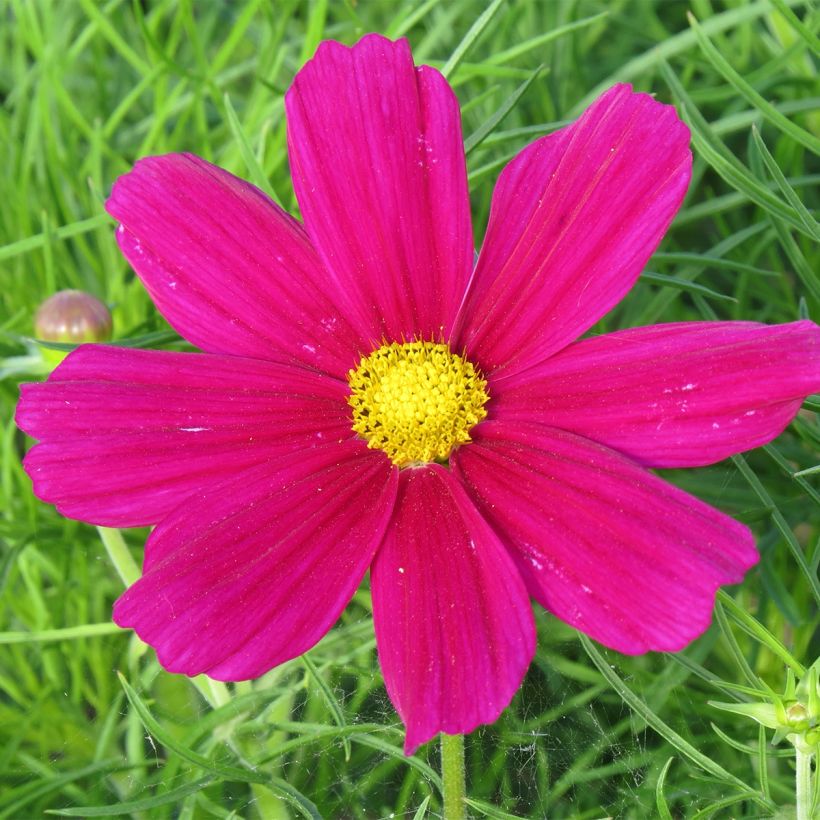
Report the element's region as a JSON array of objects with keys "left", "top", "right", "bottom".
[
  {"left": 105, "top": 153, "right": 364, "bottom": 377},
  {"left": 113, "top": 441, "right": 397, "bottom": 680},
  {"left": 492, "top": 320, "right": 820, "bottom": 467},
  {"left": 16, "top": 345, "right": 353, "bottom": 527},
  {"left": 286, "top": 35, "right": 474, "bottom": 344},
  {"left": 371, "top": 465, "right": 535, "bottom": 754},
  {"left": 452, "top": 422, "right": 758, "bottom": 655},
  {"left": 455, "top": 84, "right": 692, "bottom": 377}
]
